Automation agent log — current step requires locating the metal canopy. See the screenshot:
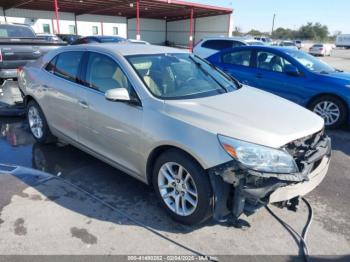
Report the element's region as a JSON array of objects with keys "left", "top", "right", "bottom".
[{"left": 1, "top": 0, "right": 233, "bottom": 21}]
